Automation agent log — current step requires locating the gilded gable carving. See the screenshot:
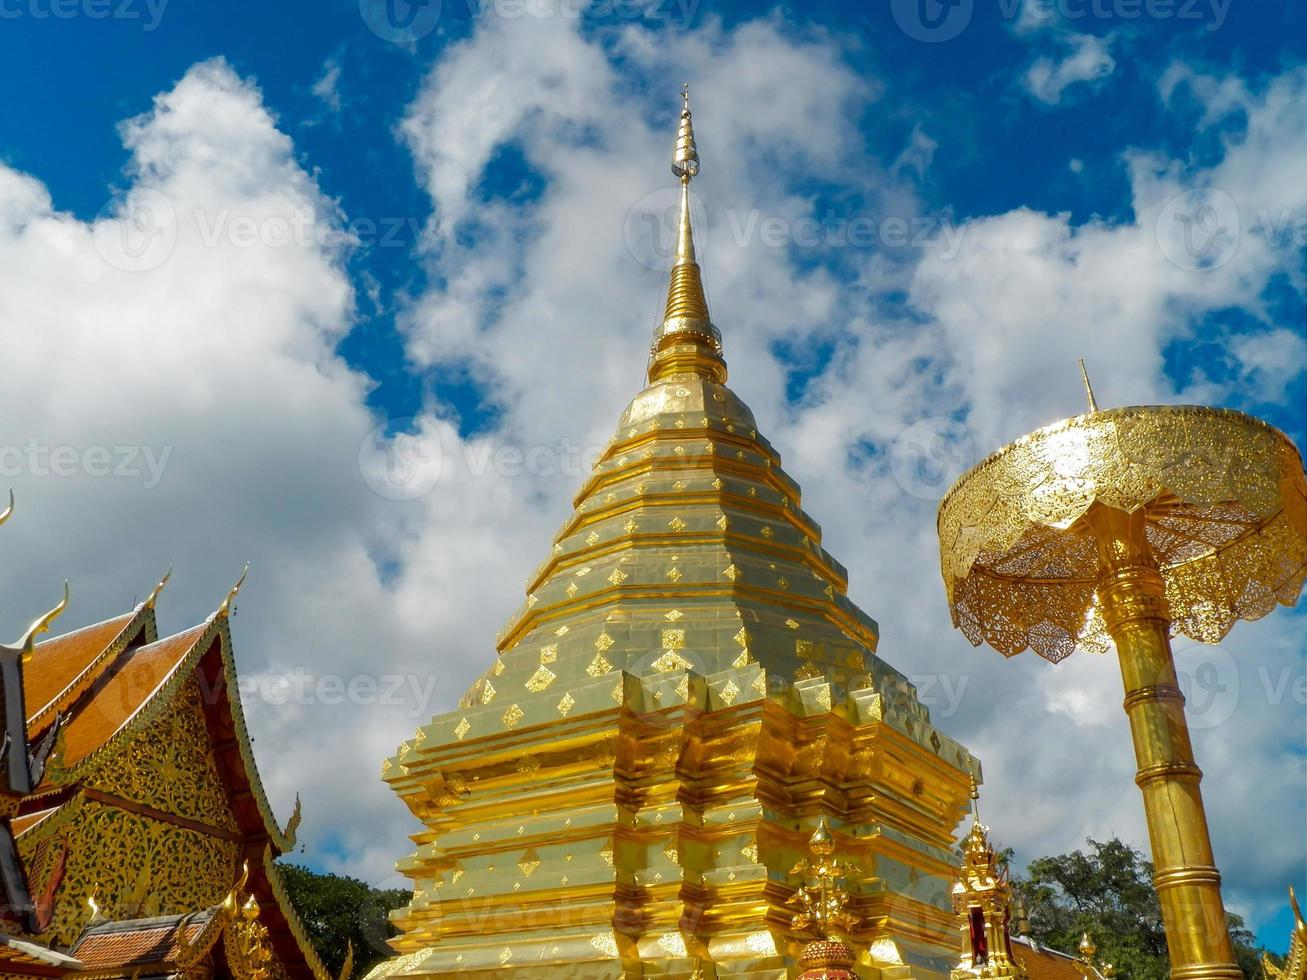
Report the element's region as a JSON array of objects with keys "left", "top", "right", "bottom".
[
  {"left": 87, "top": 677, "right": 241, "bottom": 832},
  {"left": 28, "top": 800, "right": 239, "bottom": 947}
]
